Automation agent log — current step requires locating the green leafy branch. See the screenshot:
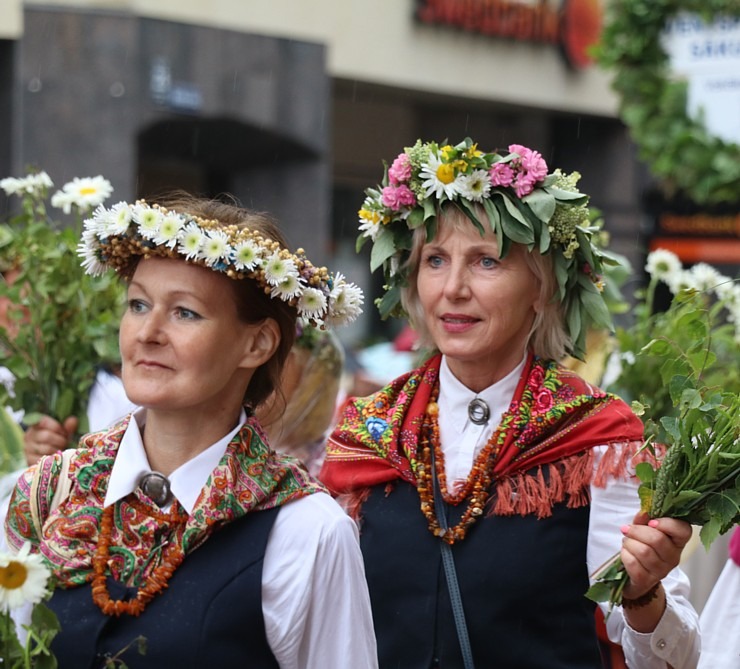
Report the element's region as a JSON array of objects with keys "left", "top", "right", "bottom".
[
  {"left": 0, "top": 177, "right": 124, "bottom": 437},
  {"left": 587, "top": 289, "right": 740, "bottom": 612}
]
